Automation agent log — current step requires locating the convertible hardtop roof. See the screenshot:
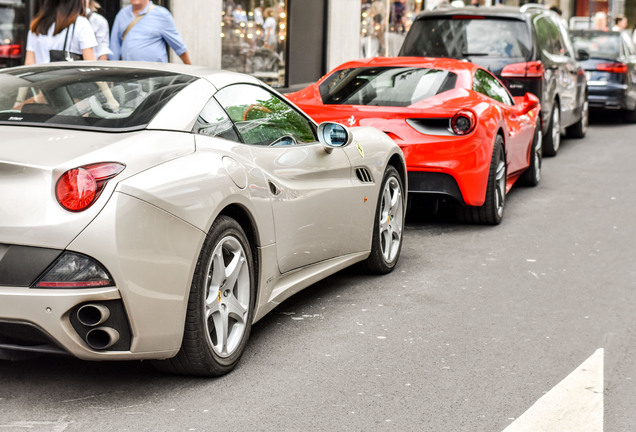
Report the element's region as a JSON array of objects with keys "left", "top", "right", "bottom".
[
  {"left": 413, "top": 5, "right": 544, "bottom": 21},
  {"left": 3, "top": 61, "right": 262, "bottom": 89}
]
